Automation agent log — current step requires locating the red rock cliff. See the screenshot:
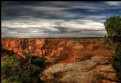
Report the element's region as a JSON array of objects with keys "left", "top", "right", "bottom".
[{"left": 1, "top": 38, "right": 113, "bottom": 62}]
